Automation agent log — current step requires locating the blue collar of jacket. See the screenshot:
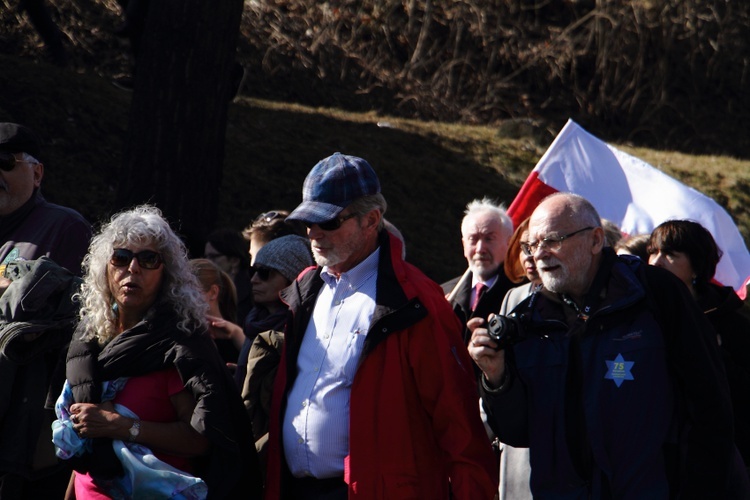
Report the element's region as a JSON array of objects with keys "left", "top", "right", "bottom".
[{"left": 511, "top": 248, "right": 649, "bottom": 328}]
